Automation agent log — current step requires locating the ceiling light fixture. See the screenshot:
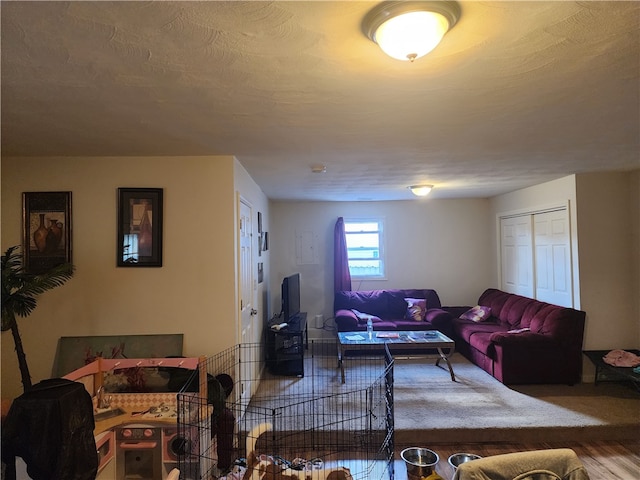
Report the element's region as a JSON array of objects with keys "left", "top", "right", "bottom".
[
  {"left": 311, "top": 165, "right": 327, "bottom": 173},
  {"left": 409, "top": 185, "right": 433, "bottom": 197},
  {"left": 362, "top": 1, "right": 461, "bottom": 62}
]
